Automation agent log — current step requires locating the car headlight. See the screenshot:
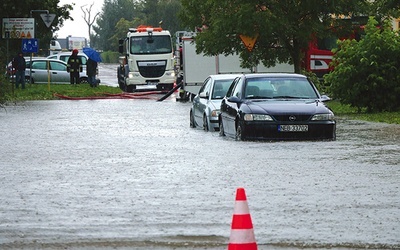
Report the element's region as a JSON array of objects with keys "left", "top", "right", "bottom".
[
  {"left": 311, "top": 113, "right": 335, "bottom": 121},
  {"left": 211, "top": 110, "right": 220, "bottom": 117},
  {"left": 128, "top": 72, "right": 140, "bottom": 78},
  {"left": 244, "top": 114, "right": 273, "bottom": 121}
]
